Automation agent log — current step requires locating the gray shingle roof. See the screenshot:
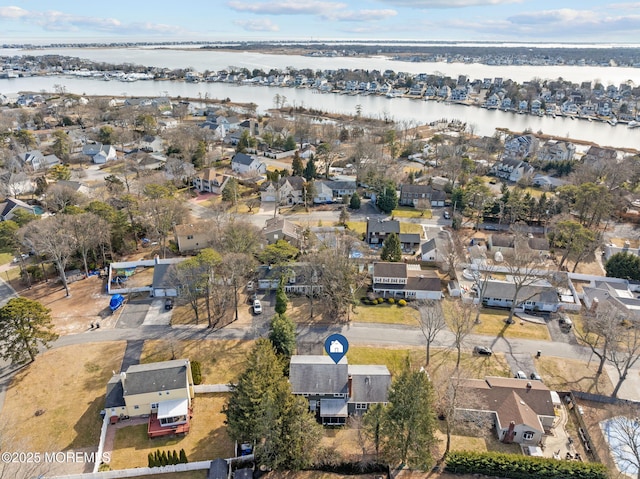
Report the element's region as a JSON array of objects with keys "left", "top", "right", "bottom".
[
  {"left": 289, "top": 355, "right": 348, "bottom": 395},
  {"left": 421, "top": 238, "right": 437, "bottom": 254},
  {"left": 348, "top": 365, "right": 391, "bottom": 403},
  {"left": 105, "top": 375, "right": 125, "bottom": 408},
  {"left": 122, "top": 359, "right": 190, "bottom": 396},
  {"left": 373, "top": 262, "right": 407, "bottom": 278},
  {"left": 367, "top": 219, "right": 400, "bottom": 234},
  {"left": 232, "top": 152, "right": 256, "bottom": 166}
]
